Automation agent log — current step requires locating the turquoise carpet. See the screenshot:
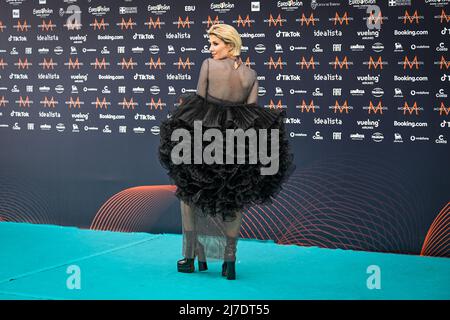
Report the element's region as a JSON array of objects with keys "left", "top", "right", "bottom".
[{"left": 0, "top": 222, "right": 448, "bottom": 300}]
